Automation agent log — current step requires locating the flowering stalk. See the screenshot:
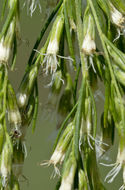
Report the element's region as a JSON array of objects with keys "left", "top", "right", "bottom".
[
  {"left": 42, "top": 7, "right": 64, "bottom": 84},
  {"left": 42, "top": 121, "right": 74, "bottom": 172}
]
